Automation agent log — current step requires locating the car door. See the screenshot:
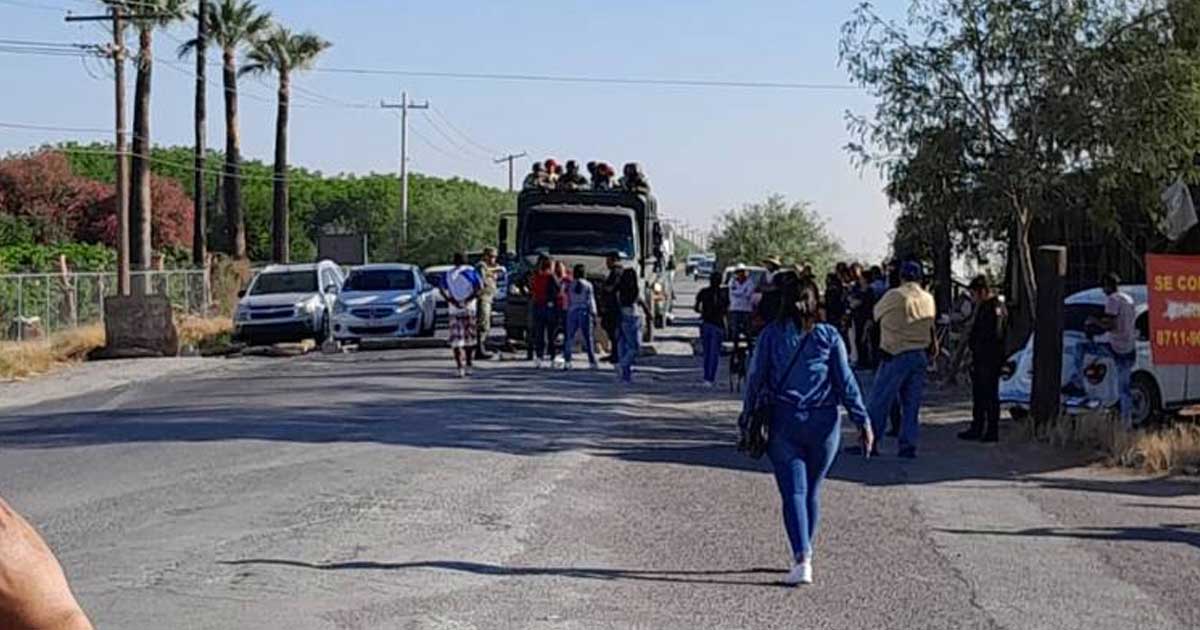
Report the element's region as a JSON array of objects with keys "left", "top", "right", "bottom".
[
  {"left": 415, "top": 271, "right": 434, "bottom": 323},
  {"left": 1138, "top": 312, "right": 1188, "bottom": 406}
]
